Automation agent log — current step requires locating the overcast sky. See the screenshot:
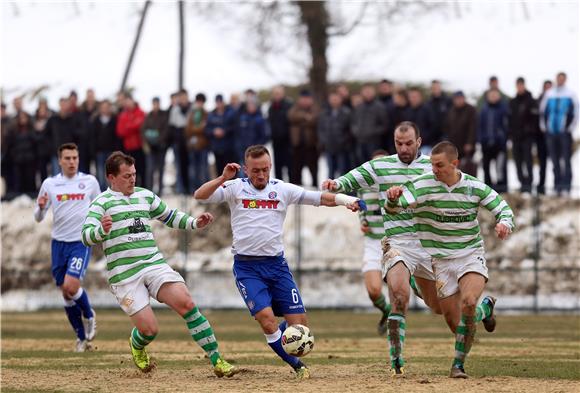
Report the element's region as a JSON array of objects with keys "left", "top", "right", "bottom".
[{"left": 1, "top": 1, "right": 579, "bottom": 112}]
